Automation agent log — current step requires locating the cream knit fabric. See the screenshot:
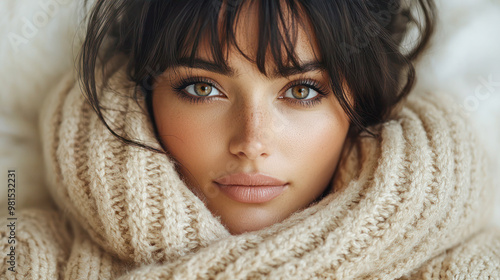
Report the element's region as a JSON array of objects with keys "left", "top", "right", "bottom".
[{"left": 1, "top": 64, "right": 499, "bottom": 279}]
